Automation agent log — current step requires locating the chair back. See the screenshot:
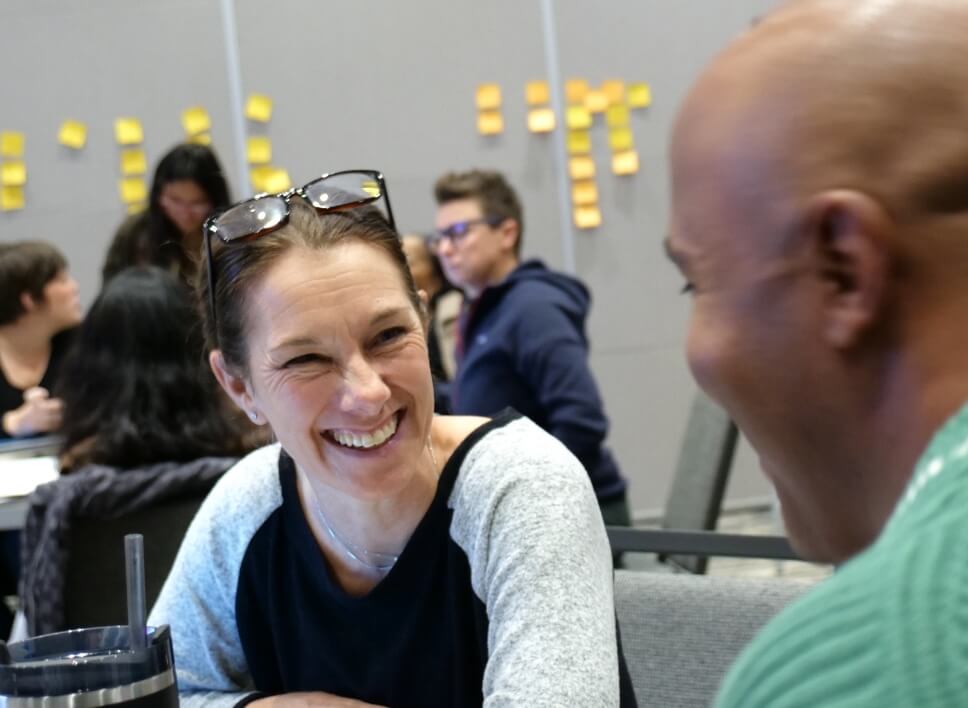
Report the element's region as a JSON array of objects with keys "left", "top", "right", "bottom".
[
  {"left": 63, "top": 494, "right": 205, "bottom": 629},
  {"left": 661, "top": 391, "right": 738, "bottom": 573},
  {"left": 615, "top": 570, "right": 809, "bottom": 708}
]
